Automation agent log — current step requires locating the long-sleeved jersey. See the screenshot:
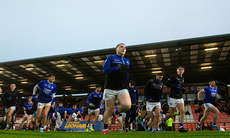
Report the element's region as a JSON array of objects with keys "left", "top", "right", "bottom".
[
  {"left": 2, "top": 89, "right": 19, "bottom": 108},
  {"left": 166, "top": 74, "right": 184, "bottom": 99},
  {"left": 128, "top": 86, "right": 139, "bottom": 105},
  {"left": 144, "top": 78, "right": 163, "bottom": 102},
  {"left": 87, "top": 91, "right": 103, "bottom": 110},
  {"left": 102, "top": 54, "right": 130, "bottom": 90}
]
